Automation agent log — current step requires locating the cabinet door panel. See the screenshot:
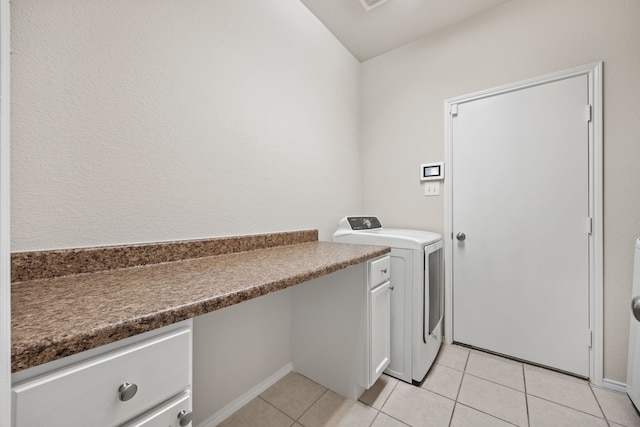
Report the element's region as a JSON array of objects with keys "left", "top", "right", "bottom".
[{"left": 370, "top": 281, "right": 391, "bottom": 386}]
